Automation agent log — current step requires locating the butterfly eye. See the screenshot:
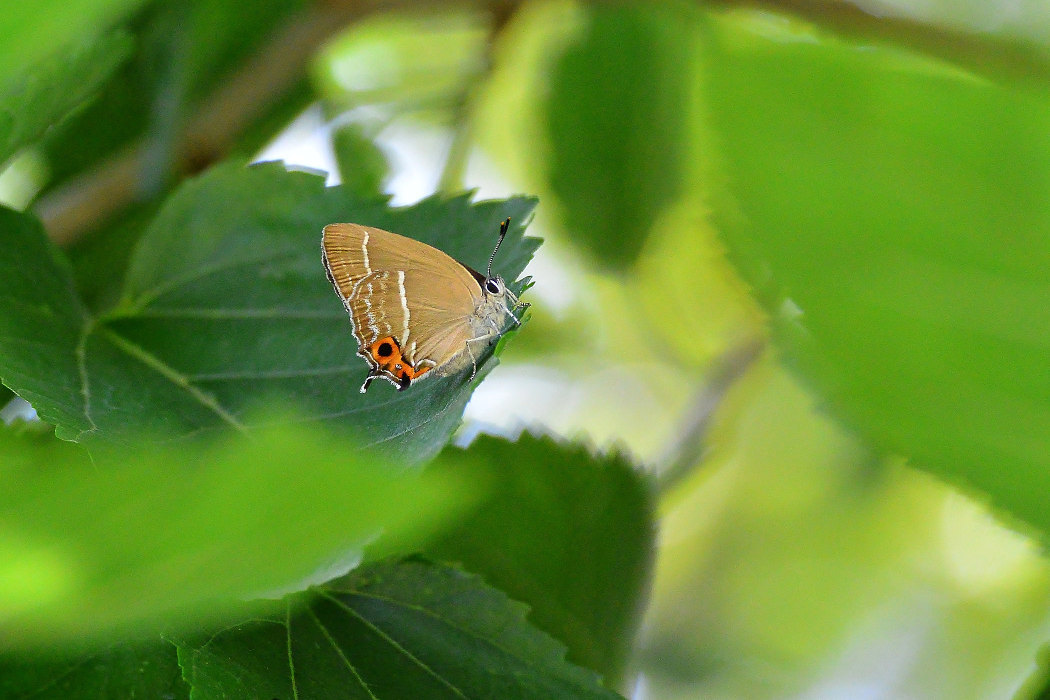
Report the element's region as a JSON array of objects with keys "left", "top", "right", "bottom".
[{"left": 485, "top": 279, "right": 501, "bottom": 294}]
